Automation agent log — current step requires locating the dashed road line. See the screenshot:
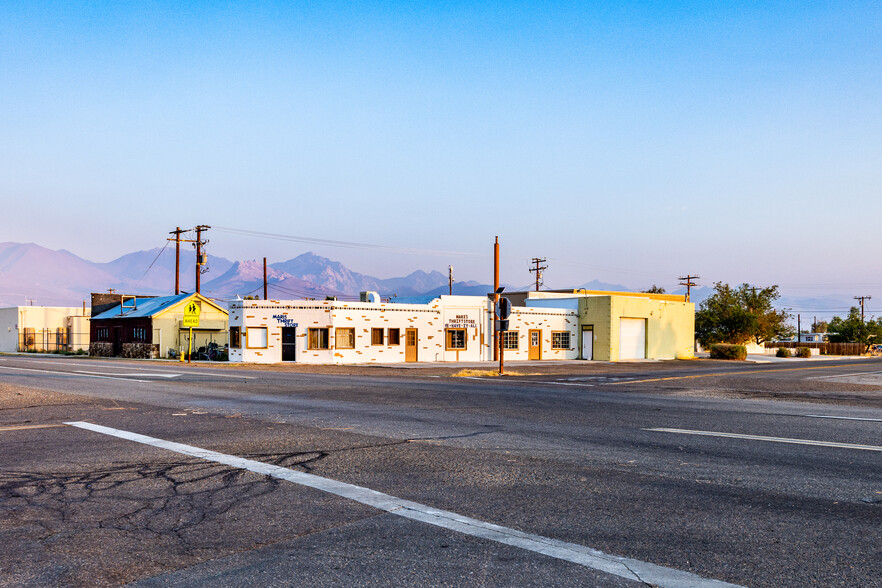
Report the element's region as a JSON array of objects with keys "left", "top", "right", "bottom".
[
  {"left": 66, "top": 421, "right": 742, "bottom": 588},
  {"left": 804, "top": 415, "right": 882, "bottom": 423},
  {"left": 75, "top": 370, "right": 180, "bottom": 379},
  {"left": 646, "top": 428, "right": 882, "bottom": 452},
  {"left": 0, "top": 365, "right": 150, "bottom": 383},
  {"left": 613, "top": 363, "right": 877, "bottom": 385}
]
